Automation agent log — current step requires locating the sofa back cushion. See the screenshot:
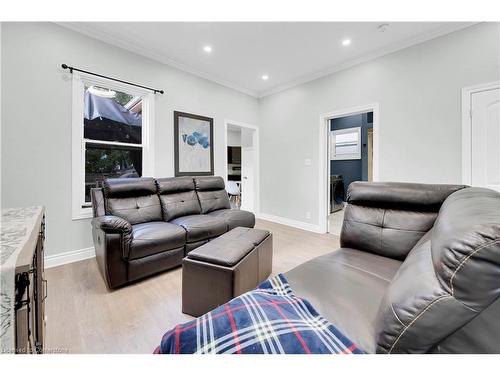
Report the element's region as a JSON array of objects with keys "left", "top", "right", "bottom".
[
  {"left": 102, "top": 177, "right": 162, "bottom": 225},
  {"left": 374, "top": 187, "right": 500, "bottom": 353},
  {"left": 157, "top": 177, "right": 201, "bottom": 221},
  {"left": 91, "top": 188, "right": 106, "bottom": 217},
  {"left": 341, "top": 182, "right": 465, "bottom": 260},
  {"left": 194, "top": 176, "right": 231, "bottom": 214}
]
